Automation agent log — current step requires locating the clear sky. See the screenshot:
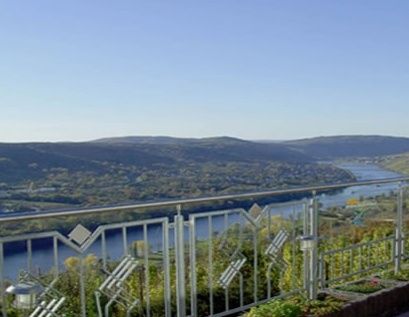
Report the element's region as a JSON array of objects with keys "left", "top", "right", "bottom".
[{"left": 0, "top": 1, "right": 408, "bottom": 142}]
